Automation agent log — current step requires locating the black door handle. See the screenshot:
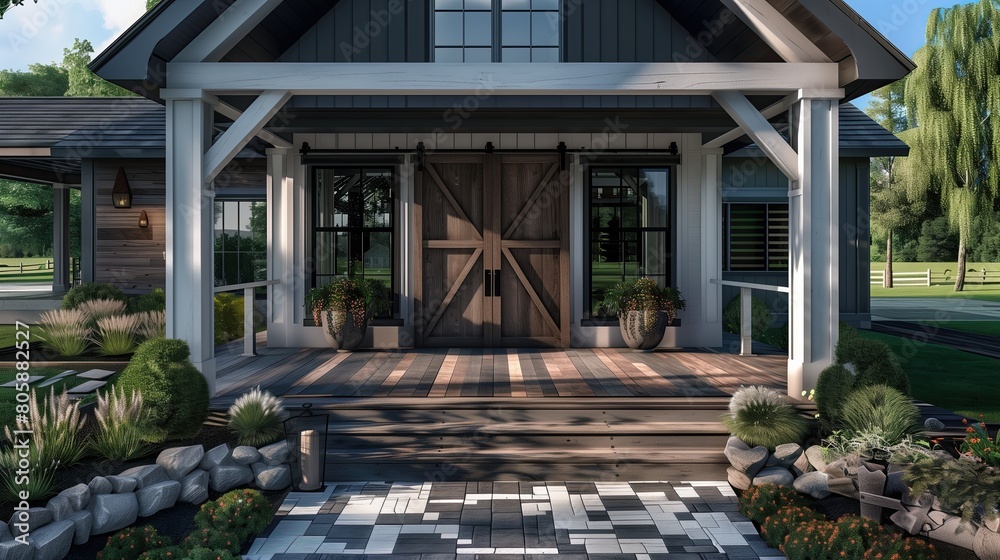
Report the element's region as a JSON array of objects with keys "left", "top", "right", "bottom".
[
  {"left": 493, "top": 269, "right": 500, "bottom": 298},
  {"left": 485, "top": 269, "right": 493, "bottom": 297}
]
